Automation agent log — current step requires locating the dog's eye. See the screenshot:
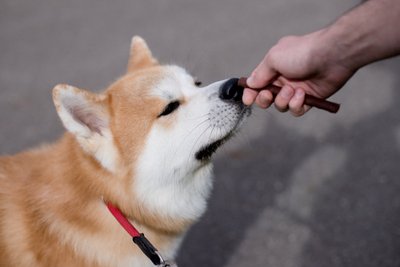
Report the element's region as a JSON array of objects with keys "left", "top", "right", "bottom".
[
  {"left": 158, "top": 101, "right": 180, "bottom": 117},
  {"left": 194, "top": 80, "right": 202, "bottom": 87}
]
